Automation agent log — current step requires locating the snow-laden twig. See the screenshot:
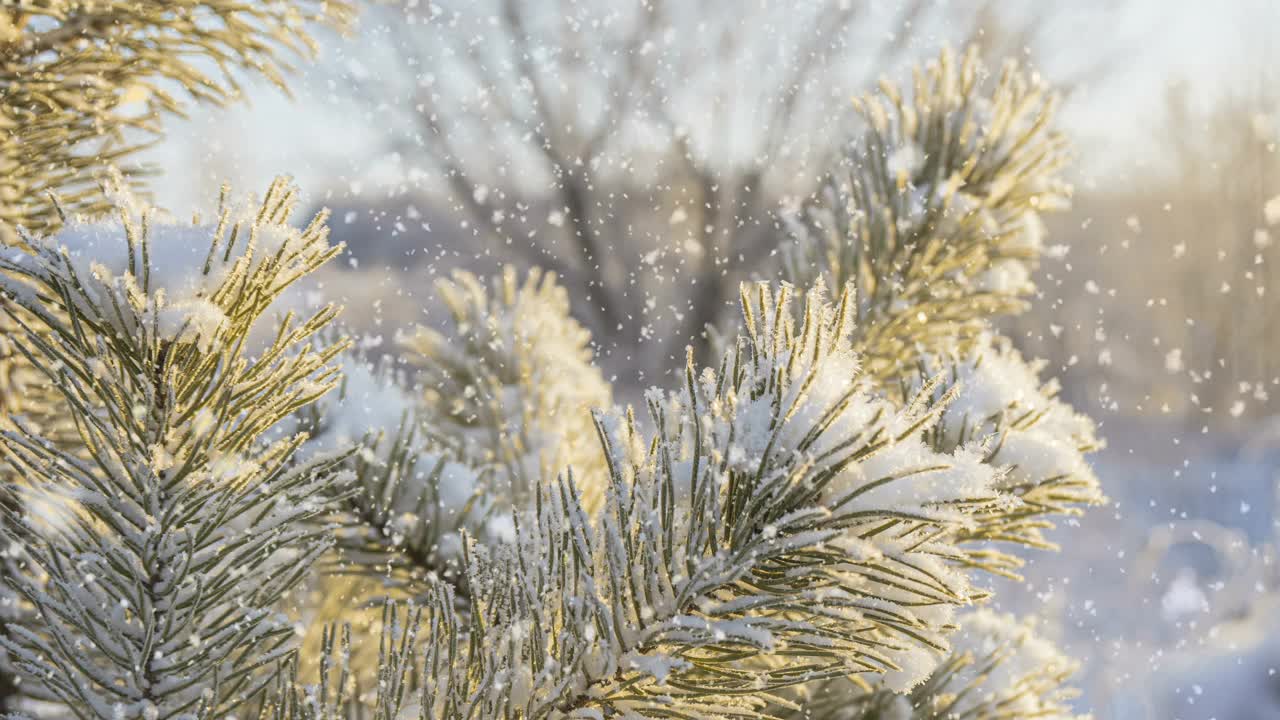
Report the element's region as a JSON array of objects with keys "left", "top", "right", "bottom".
[
  {"left": 781, "top": 46, "right": 1071, "bottom": 386},
  {"left": 0, "top": 179, "right": 353, "bottom": 718},
  {"left": 296, "top": 283, "right": 1022, "bottom": 719}
]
